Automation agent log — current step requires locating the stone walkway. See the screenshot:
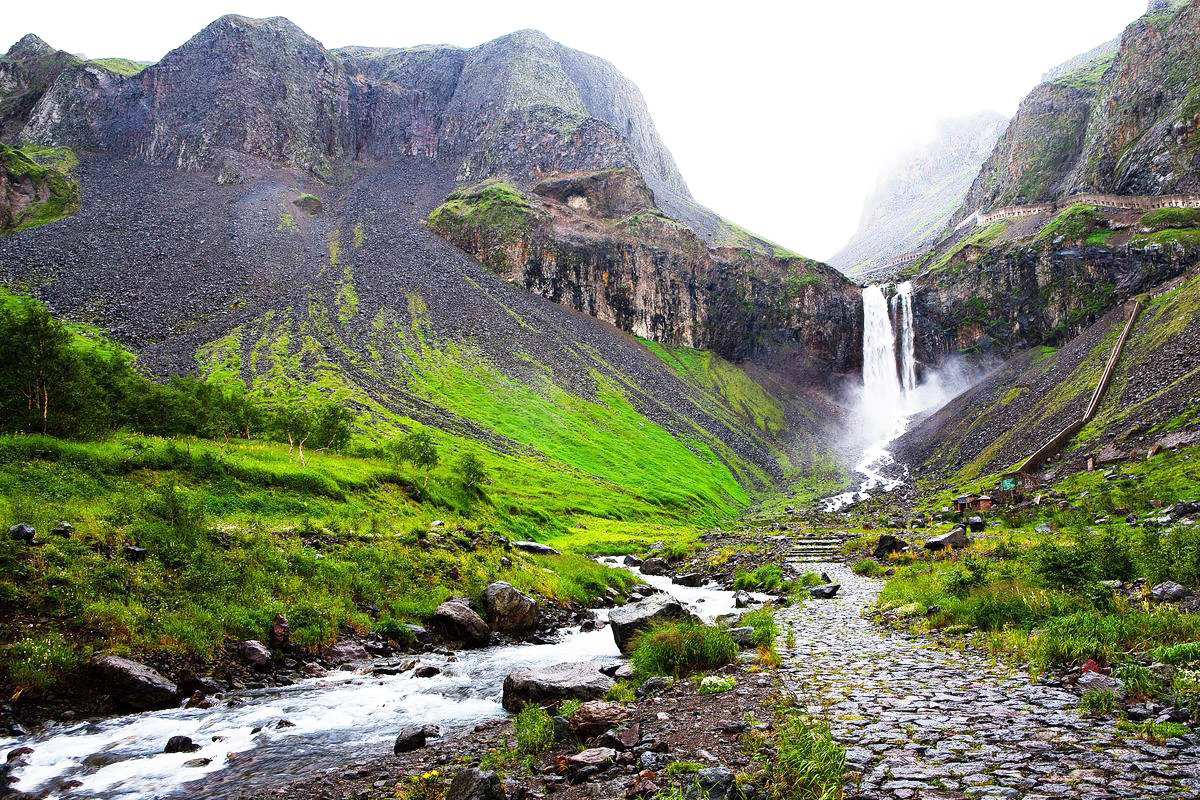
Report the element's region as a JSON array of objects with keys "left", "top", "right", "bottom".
[{"left": 776, "top": 564, "right": 1200, "bottom": 800}]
